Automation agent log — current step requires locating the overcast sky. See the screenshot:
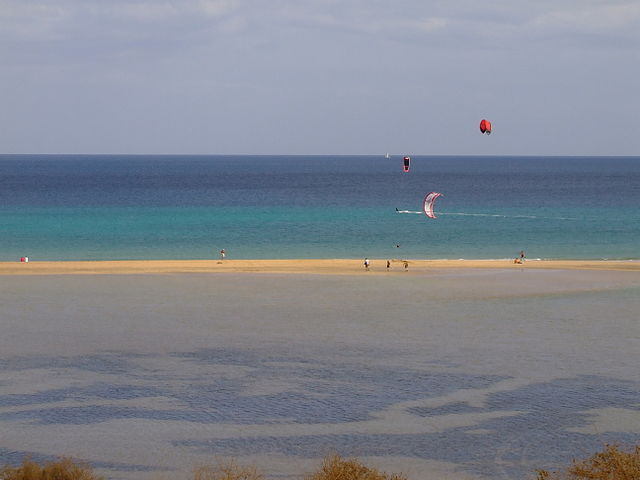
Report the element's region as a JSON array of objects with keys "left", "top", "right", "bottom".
[{"left": 1, "top": 0, "right": 639, "bottom": 155}]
